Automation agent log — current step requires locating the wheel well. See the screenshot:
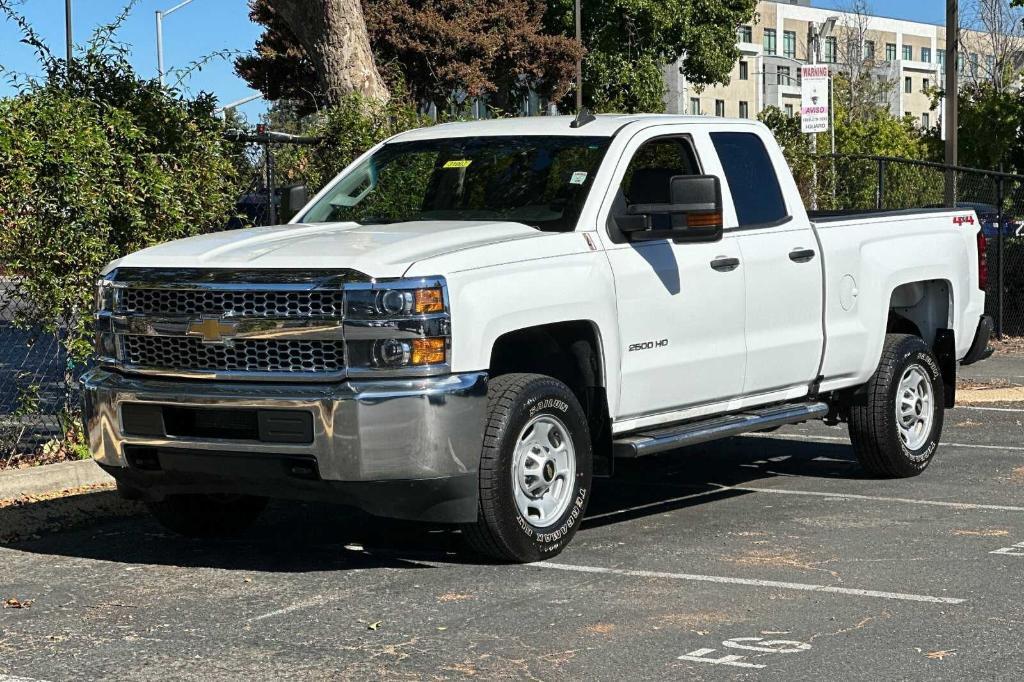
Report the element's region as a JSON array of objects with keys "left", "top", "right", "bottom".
[
  {"left": 886, "top": 279, "right": 956, "bottom": 408},
  {"left": 887, "top": 279, "right": 951, "bottom": 349},
  {"left": 489, "top": 321, "right": 612, "bottom": 475}
]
